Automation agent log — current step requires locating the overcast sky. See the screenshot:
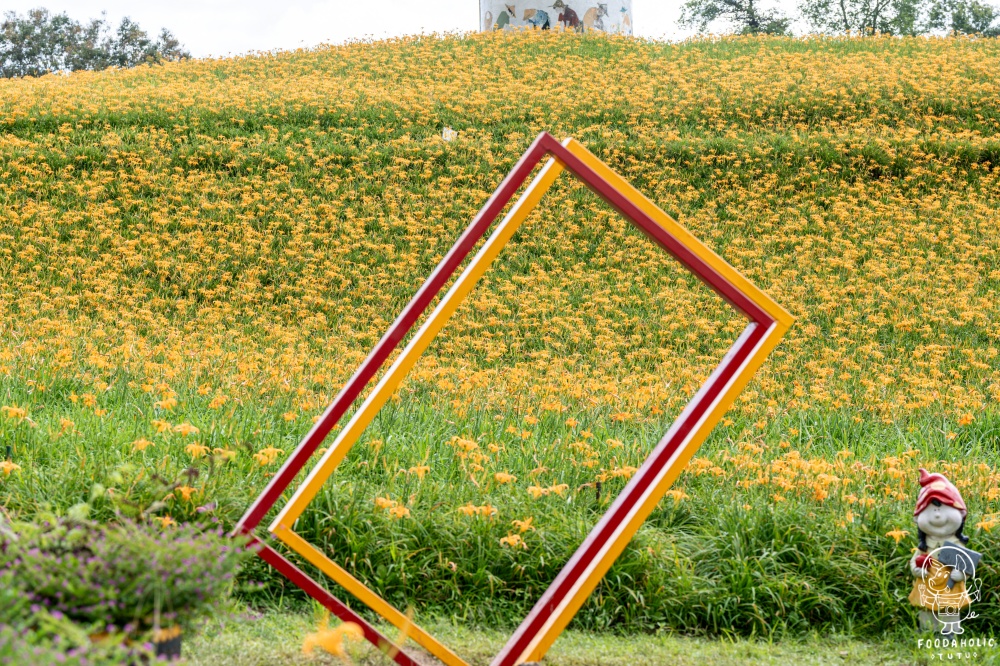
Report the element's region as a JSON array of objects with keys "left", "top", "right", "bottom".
[{"left": 2, "top": 1, "right": 802, "bottom": 57}]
